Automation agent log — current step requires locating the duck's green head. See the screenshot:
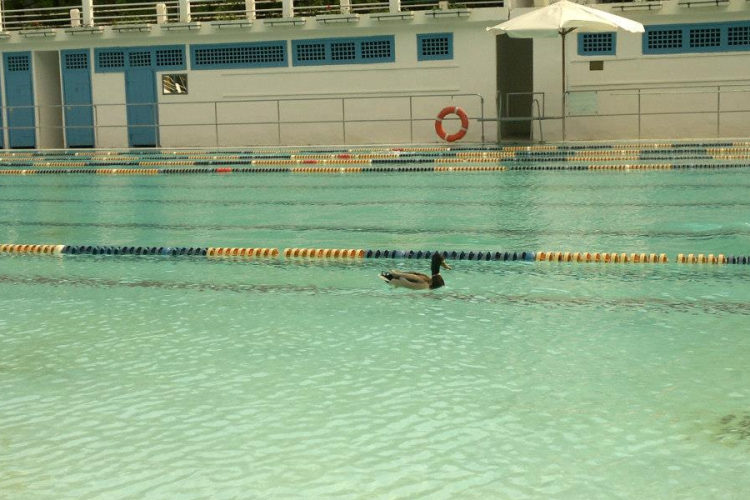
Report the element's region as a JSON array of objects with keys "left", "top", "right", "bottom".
[{"left": 431, "top": 252, "right": 451, "bottom": 276}]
